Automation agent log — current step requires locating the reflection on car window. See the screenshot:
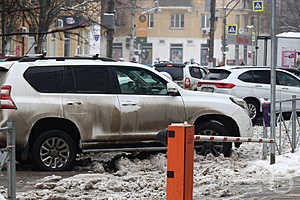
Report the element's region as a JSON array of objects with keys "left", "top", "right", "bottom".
[
  {"left": 205, "top": 69, "right": 230, "bottom": 80},
  {"left": 277, "top": 71, "right": 300, "bottom": 87},
  {"left": 238, "top": 71, "right": 254, "bottom": 83},
  {"left": 189, "top": 67, "right": 206, "bottom": 79},
  {"left": 116, "top": 67, "right": 168, "bottom": 95},
  {"left": 252, "top": 70, "right": 270, "bottom": 84}
]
